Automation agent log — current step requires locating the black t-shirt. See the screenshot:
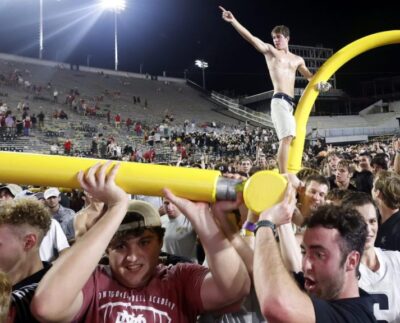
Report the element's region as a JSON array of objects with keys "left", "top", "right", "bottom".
[
  {"left": 353, "top": 170, "right": 374, "bottom": 194},
  {"left": 311, "top": 291, "right": 376, "bottom": 323},
  {"left": 294, "top": 272, "right": 376, "bottom": 323},
  {"left": 375, "top": 210, "right": 400, "bottom": 252},
  {"left": 12, "top": 262, "right": 51, "bottom": 323}
]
